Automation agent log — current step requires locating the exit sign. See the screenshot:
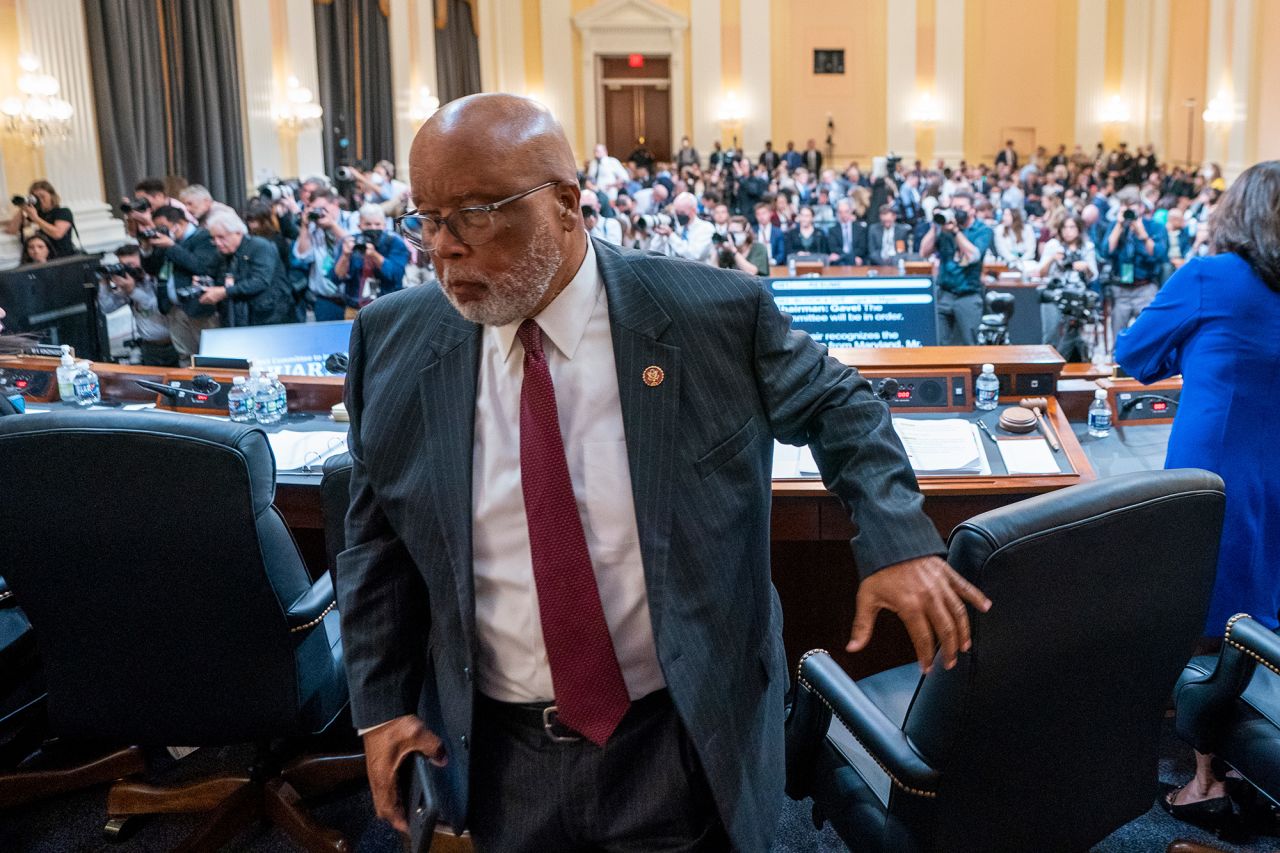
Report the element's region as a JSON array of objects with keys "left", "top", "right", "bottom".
[{"left": 628, "top": 54, "right": 645, "bottom": 68}]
